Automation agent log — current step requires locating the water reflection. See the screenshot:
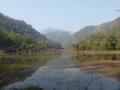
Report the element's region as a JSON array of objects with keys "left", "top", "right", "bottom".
[
  {"left": 2, "top": 54, "right": 120, "bottom": 90},
  {"left": 72, "top": 53, "right": 120, "bottom": 62},
  {"left": 0, "top": 52, "right": 62, "bottom": 89},
  {"left": 71, "top": 53, "right": 120, "bottom": 81}
]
